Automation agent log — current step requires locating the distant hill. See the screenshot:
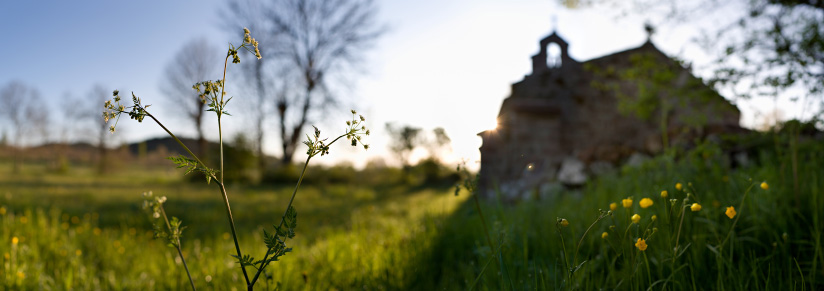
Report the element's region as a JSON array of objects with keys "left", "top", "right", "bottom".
[{"left": 125, "top": 137, "right": 218, "bottom": 157}]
